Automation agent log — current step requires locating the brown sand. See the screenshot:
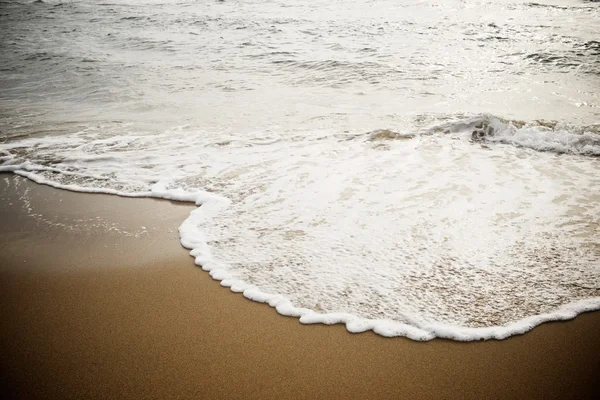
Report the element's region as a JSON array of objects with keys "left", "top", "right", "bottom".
[{"left": 0, "top": 174, "right": 599, "bottom": 400}]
